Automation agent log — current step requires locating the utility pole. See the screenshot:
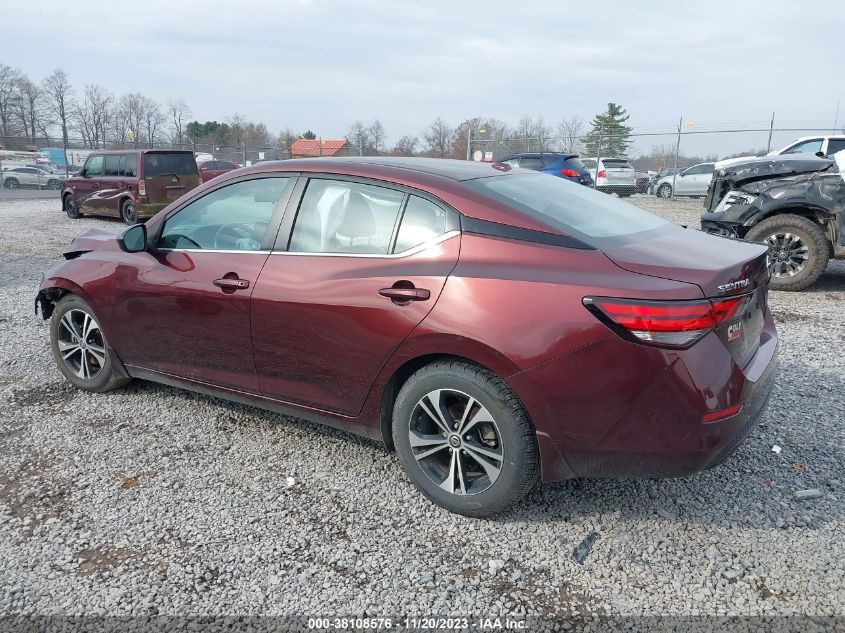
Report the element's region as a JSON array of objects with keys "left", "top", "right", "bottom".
[
  {"left": 466, "top": 128, "right": 472, "bottom": 161},
  {"left": 766, "top": 112, "right": 775, "bottom": 153},
  {"left": 670, "top": 116, "right": 682, "bottom": 201},
  {"left": 833, "top": 101, "right": 841, "bottom": 134},
  {"left": 593, "top": 124, "right": 604, "bottom": 189}
]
